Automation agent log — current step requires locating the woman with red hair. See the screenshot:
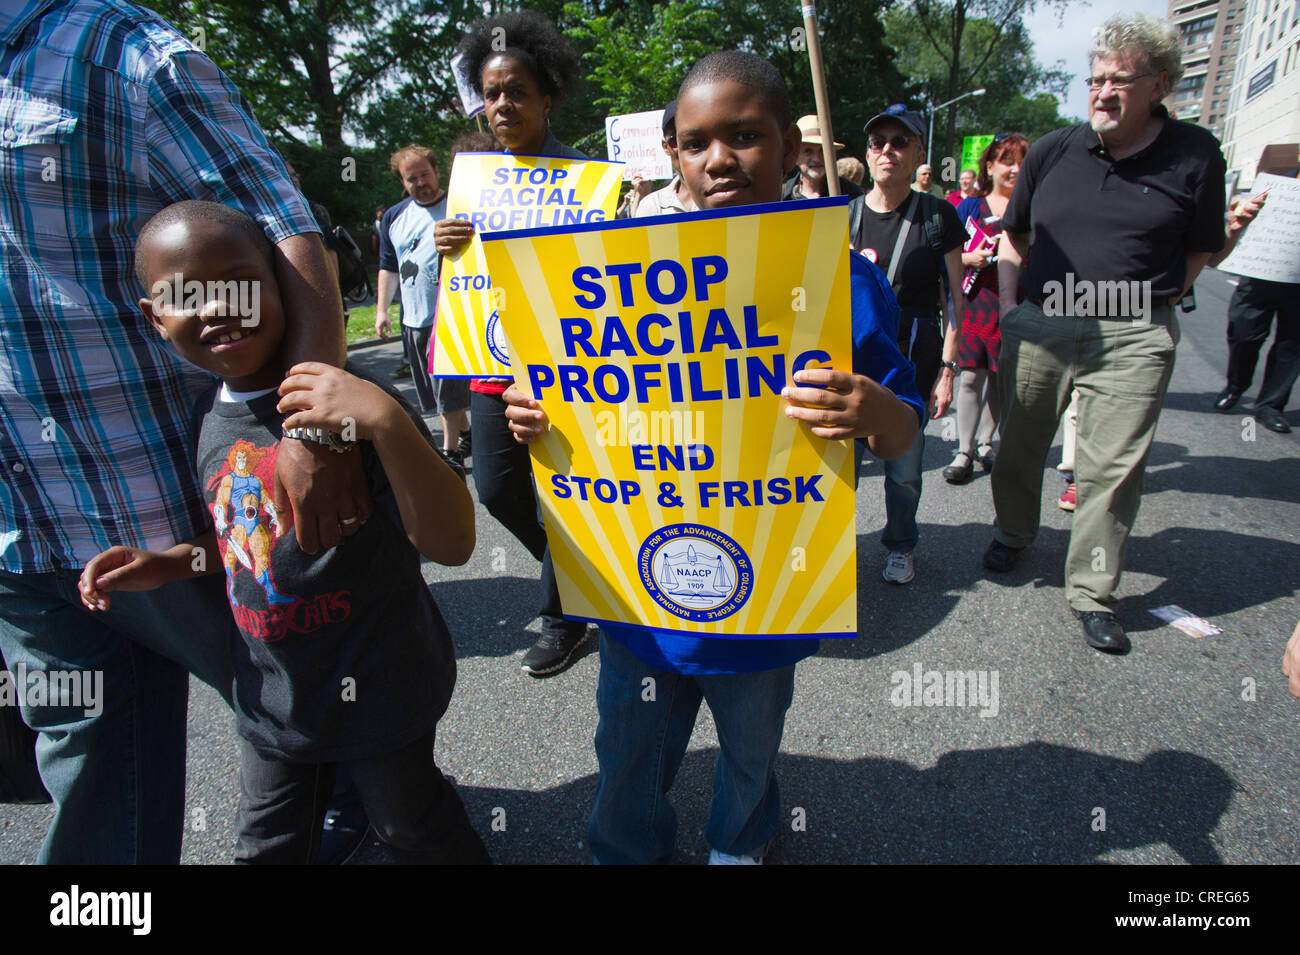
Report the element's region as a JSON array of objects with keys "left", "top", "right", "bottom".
[{"left": 945, "top": 132, "right": 1029, "bottom": 484}]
